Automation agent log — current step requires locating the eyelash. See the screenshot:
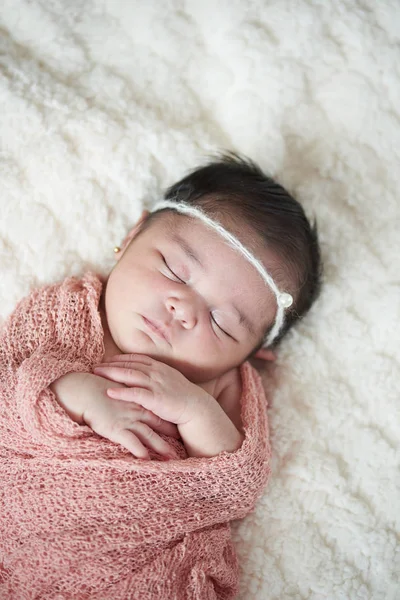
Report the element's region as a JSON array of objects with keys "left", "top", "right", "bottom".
[{"left": 162, "top": 257, "right": 232, "bottom": 339}]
